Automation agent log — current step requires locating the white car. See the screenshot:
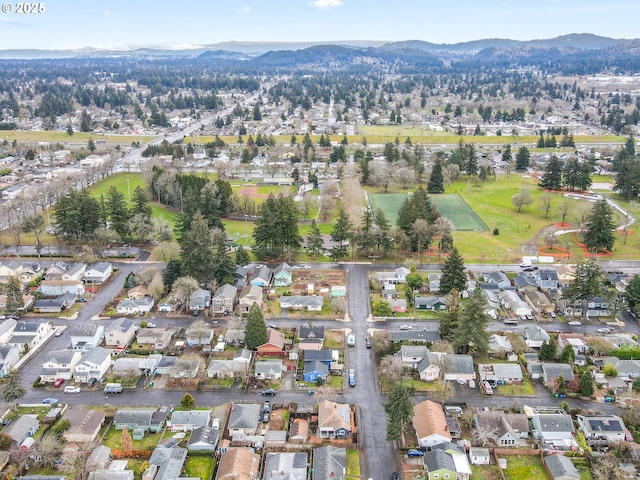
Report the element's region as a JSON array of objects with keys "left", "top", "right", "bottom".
[
  {"left": 146, "top": 323, "right": 157, "bottom": 328},
  {"left": 400, "top": 325, "right": 413, "bottom": 330},
  {"left": 54, "top": 328, "right": 64, "bottom": 337},
  {"left": 568, "top": 320, "right": 582, "bottom": 326},
  {"left": 598, "top": 327, "right": 612, "bottom": 334},
  {"left": 64, "top": 386, "right": 81, "bottom": 394}
]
